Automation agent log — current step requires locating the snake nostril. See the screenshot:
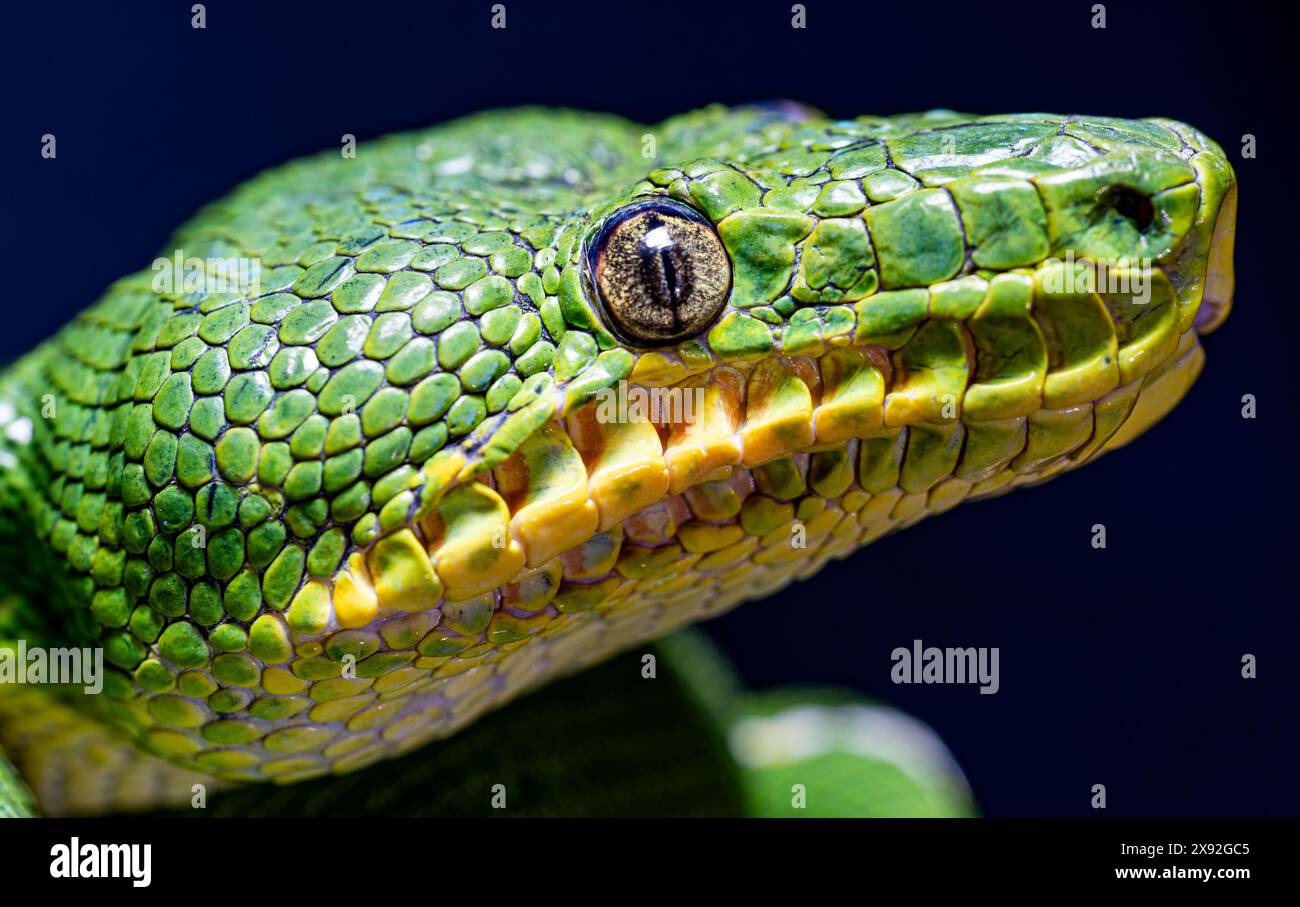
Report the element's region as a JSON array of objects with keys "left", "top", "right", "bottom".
[{"left": 1103, "top": 186, "right": 1155, "bottom": 231}]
